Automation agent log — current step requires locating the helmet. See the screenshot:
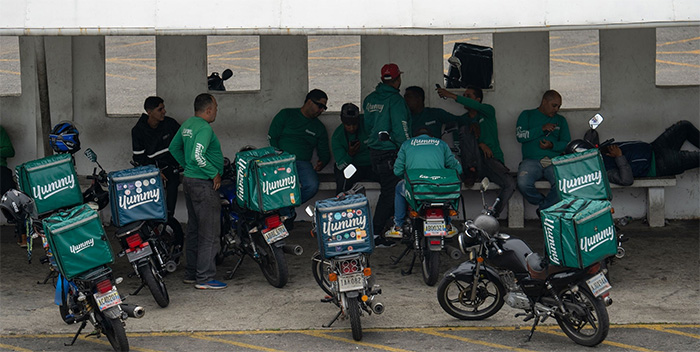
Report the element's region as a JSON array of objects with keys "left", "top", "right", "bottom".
[
  {"left": 0, "top": 189, "right": 35, "bottom": 222},
  {"left": 564, "top": 139, "right": 595, "bottom": 154},
  {"left": 49, "top": 121, "right": 81, "bottom": 154},
  {"left": 473, "top": 213, "right": 500, "bottom": 237}
]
